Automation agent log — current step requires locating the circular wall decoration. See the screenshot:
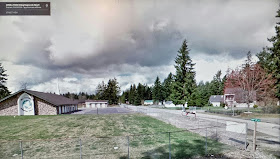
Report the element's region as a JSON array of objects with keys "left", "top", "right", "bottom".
[
  {"left": 21, "top": 98, "right": 33, "bottom": 112},
  {"left": 17, "top": 93, "right": 35, "bottom": 115}
]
